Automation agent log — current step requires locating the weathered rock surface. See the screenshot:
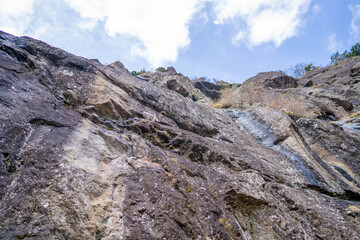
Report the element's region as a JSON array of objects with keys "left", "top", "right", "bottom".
[
  {"left": 1, "top": 31, "right": 360, "bottom": 240},
  {"left": 245, "top": 71, "right": 298, "bottom": 89},
  {"left": 299, "top": 57, "right": 360, "bottom": 107},
  {"left": 191, "top": 79, "right": 241, "bottom": 102},
  {"left": 235, "top": 69, "right": 358, "bottom": 121},
  {"left": 191, "top": 79, "right": 223, "bottom": 100},
  {"left": 136, "top": 67, "right": 209, "bottom": 102}
]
